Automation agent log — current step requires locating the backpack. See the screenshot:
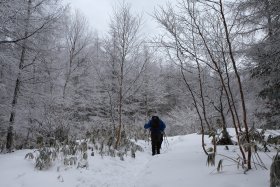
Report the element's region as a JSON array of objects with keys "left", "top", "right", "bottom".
[{"left": 151, "top": 116, "right": 160, "bottom": 130}]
